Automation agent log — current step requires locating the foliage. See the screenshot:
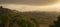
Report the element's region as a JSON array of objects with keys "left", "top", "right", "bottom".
[
  {"left": 0, "top": 7, "right": 37, "bottom": 27},
  {"left": 49, "top": 15, "right": 60, "bottom": 27}
]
